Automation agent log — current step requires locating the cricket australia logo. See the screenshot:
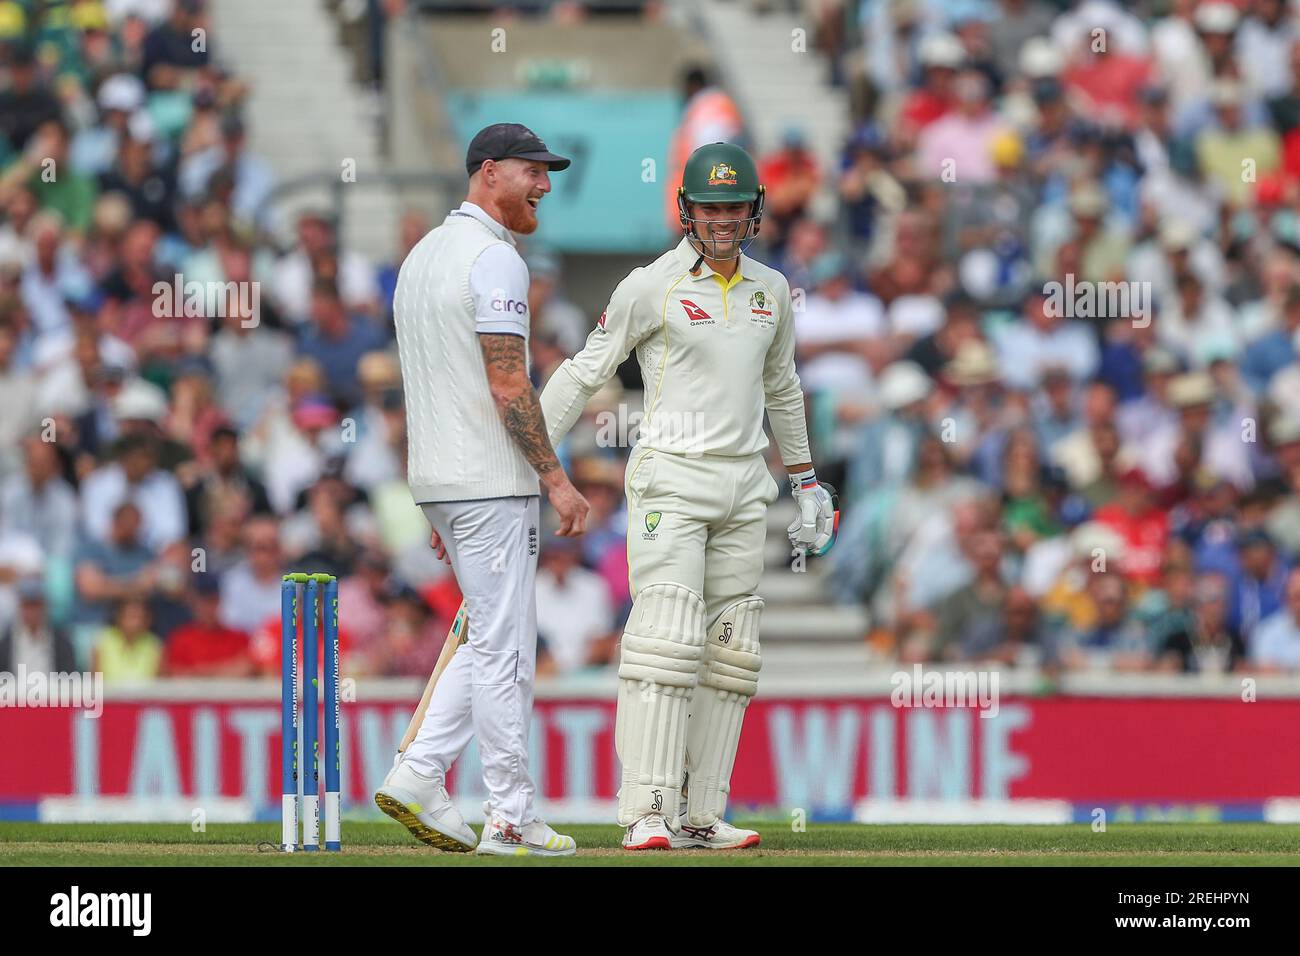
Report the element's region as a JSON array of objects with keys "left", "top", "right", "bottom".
[
  {"left": 708, "top": 163, "right": 737, "bottom": 186},
  {"left": 748, "top": 290, "right": 774, "bottom": 327},
  {"left": 642, "top": 511, "right": 662, "bottom": 541}
]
